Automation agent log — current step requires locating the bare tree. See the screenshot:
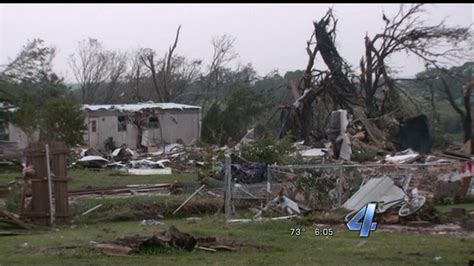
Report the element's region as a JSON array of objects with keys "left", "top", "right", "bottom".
[
  {"left": 359, "top": 4, "right": 470, "bottom": 117},
  {"left": 69, "top": 38, "right": 110, "bottom": 104},
  {"left": 127, "top": 48, "right": 150, "bottom": 102},
  {"left": 201, "top": 34, "right": 237, "bottom": 110},
  {"left": 103, "top": 51, "right": 128, "bottom": 103},
  {"left": 141, "top": 25, "right": 185, "bottom": 102},
  {"left": 168, "top": 55, "right": 202, "bottom": 101}
]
